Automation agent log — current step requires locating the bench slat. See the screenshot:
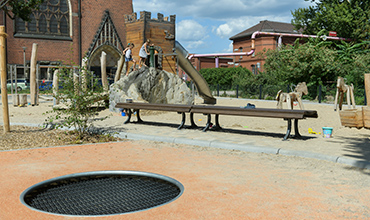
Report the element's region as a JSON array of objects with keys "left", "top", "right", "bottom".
[
  {"left": 115, "top": 103, "right": 192, "bottom": 112},
  {"left": 191, "top": 105, "right": 317, "bottom": 119},
  {"left": 115, "top": 102, "right": 318, "bottom": 119}
]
